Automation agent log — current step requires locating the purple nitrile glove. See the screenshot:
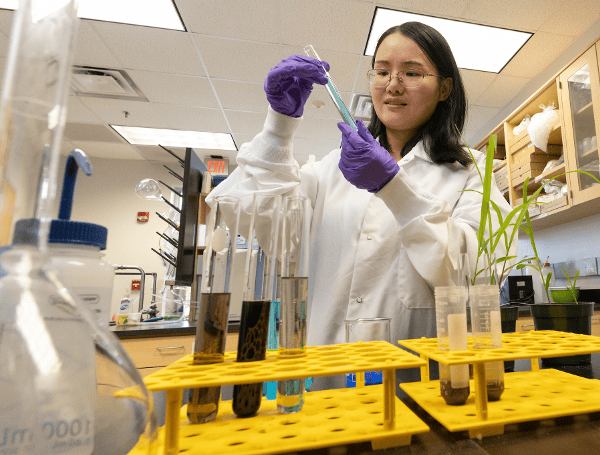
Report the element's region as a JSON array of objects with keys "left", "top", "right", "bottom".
[
  {"left": 264, "top": 55, "right": 330, "bottom": 118},
  {"left": 338, "top": 119, "right": 399, "bottom": 193}
]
